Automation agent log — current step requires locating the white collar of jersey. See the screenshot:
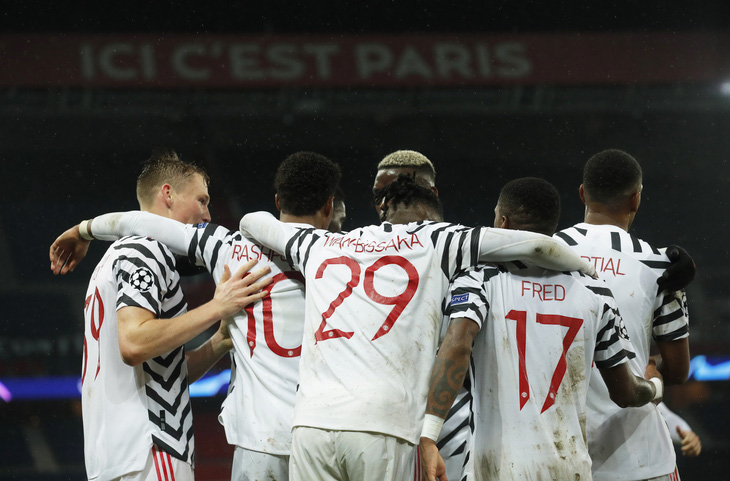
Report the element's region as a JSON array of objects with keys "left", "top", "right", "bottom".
[{"left": 573, "top": 222, "right": 627, "bottom": 233}]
